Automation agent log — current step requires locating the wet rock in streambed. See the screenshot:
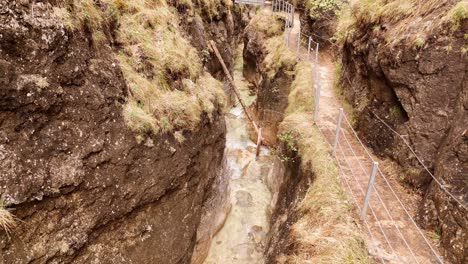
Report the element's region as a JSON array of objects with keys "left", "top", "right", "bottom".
[
  {"left": 236, "top": 190, "right": 253, "bottom": 207},
  {"left": 248, "top": 225, "right": 266, "bottom": 251}
]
